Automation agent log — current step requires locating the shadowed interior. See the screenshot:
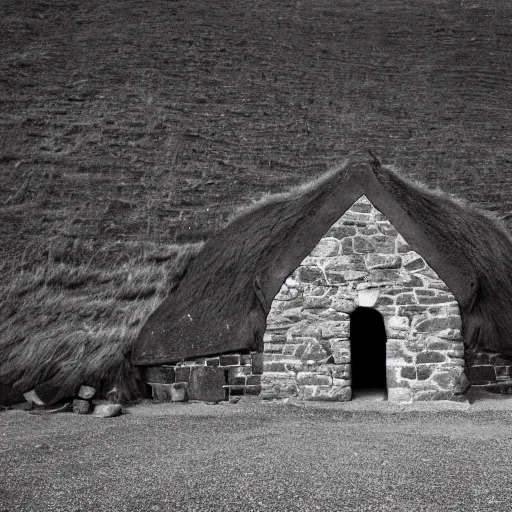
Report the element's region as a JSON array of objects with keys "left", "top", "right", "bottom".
[{"left": 350, "top": 307, "right": 387, "bottom": 390}]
